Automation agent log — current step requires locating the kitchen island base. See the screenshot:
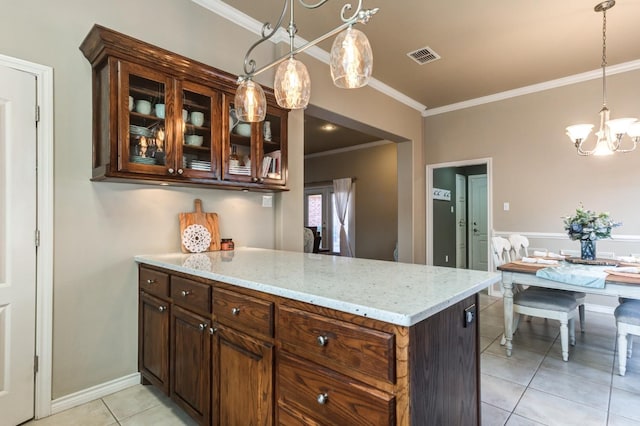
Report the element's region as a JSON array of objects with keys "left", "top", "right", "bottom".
[{"left": 137, "top": 263, "right": 482, "bottom": 425}]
